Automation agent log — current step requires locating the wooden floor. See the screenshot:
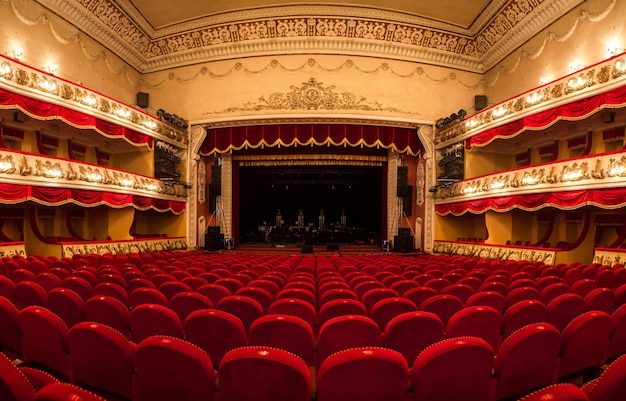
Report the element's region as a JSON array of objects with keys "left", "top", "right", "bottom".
[{"left": 219, "top": 243, "right": 392, "bottom": 256}]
